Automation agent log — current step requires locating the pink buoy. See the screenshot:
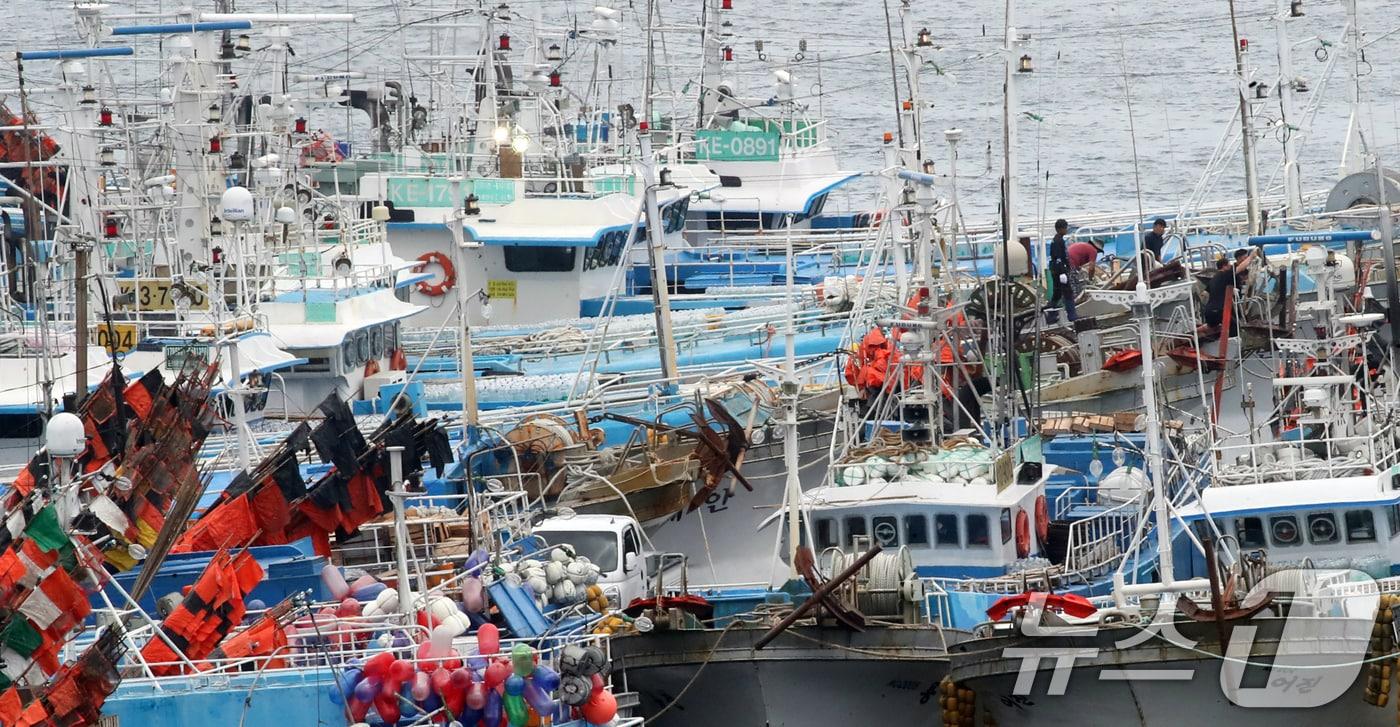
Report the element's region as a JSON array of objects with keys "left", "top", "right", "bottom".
[
  {"left": 484, "top": 659, "right": 511, "bottom": 689},
  {"left": 465, "top": 680, "right": 488, "bottom": 711},
  {"left": 431, "top": 667, "right": 453, "bottom": 697},
  {"left": 461, "top": 577, "right": 486, "bottom": 612},
  {"left": 321, "top": 565, "right": 350, "bottom": 600},
  {"left": 476, "top": 623, "right": 500, "bottom": 656},
  {"left": 411, "top": 671, "right": 432, "bottom": 702}
]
